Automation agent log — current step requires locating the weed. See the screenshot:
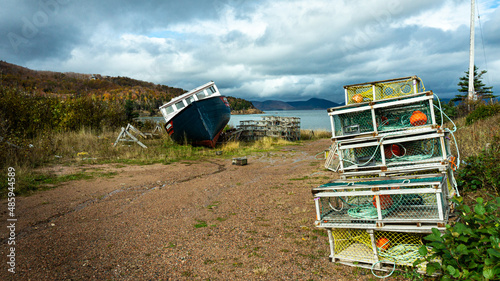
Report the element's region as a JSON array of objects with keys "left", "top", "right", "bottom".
[
  {"left": 252, "top": 266, "right": 268, "bottom": 275},
  {"left": 204, "top": 259, "right": 216, "bottom": 265},
  {"left": 415, "top": 196, "right": 500, "bottom": 279},
  {"left": 194, "top": 220, "right": 208, "bottom": 228},
  {"left": 456, "top": 135, "right": 500, "bottom": 195}
]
